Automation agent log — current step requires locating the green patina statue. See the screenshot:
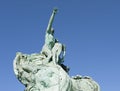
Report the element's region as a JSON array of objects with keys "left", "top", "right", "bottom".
[
  {"left": 41, "top": 8, "right": 66, "bottom": 65},
  {"left": 13, "top": 9, "right": 100, "bottom": 91}
]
